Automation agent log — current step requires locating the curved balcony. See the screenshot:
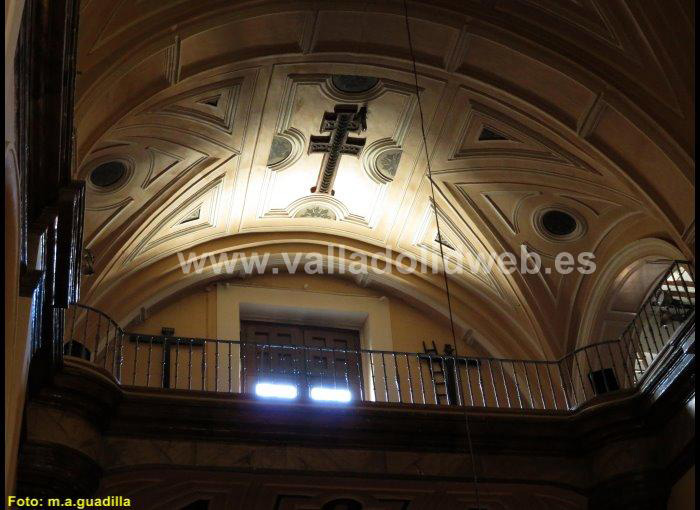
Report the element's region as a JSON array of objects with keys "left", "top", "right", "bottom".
[{"left": 61, "top": 261, "right": 694, "bottom": 412}]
